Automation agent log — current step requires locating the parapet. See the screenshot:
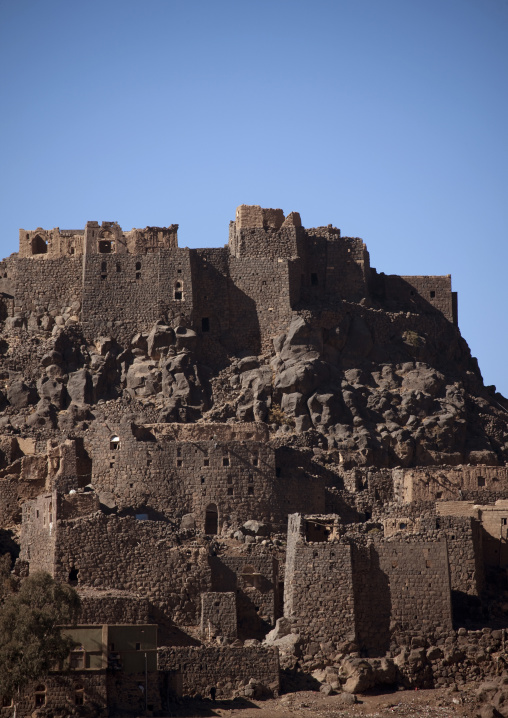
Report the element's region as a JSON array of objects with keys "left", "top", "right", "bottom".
[
  {"left": 18, "top": 222, "right": 178, "bottom": 258},
  {"left": 235, "top": 205, "right": 301, "bottom": 230}
]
